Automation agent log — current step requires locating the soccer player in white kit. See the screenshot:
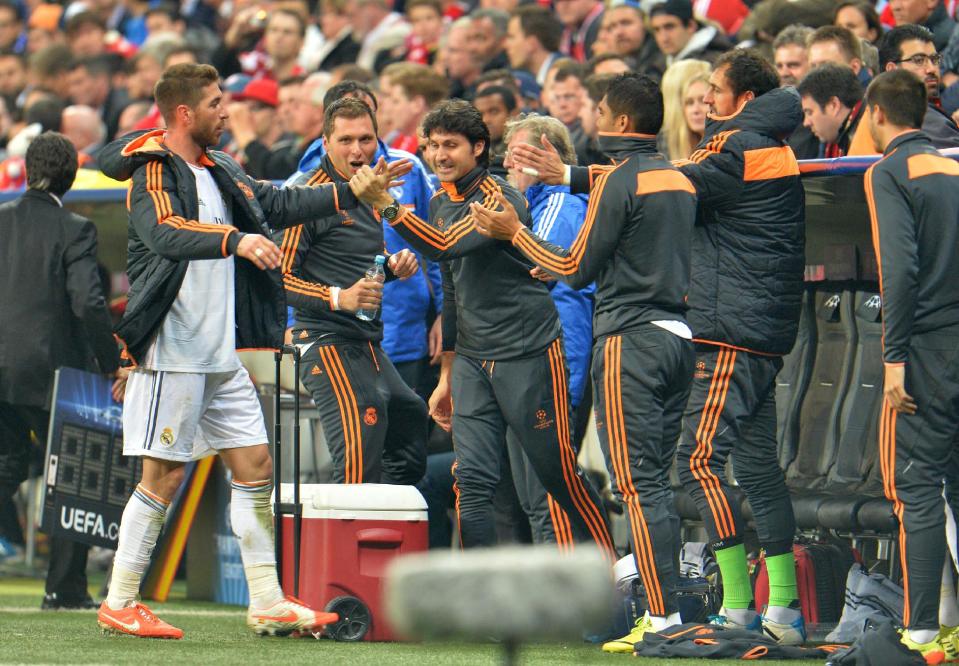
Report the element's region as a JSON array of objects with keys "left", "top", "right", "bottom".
[{"left": 95, "top": 64, "right": 407, "bottom": 639}]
